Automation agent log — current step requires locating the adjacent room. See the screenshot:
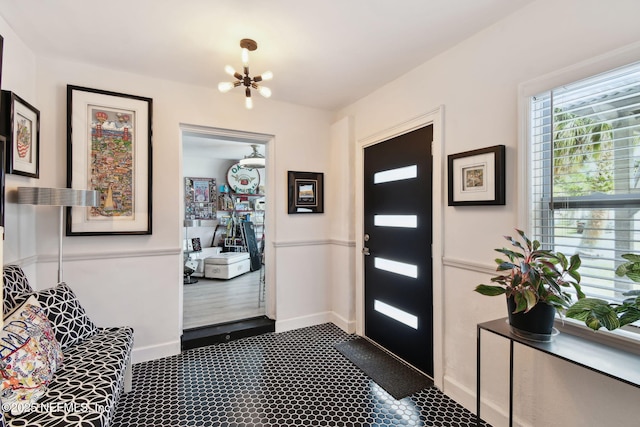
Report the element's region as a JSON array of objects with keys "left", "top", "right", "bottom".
[
  {"left": 181, "top": 132, "right": 267, "bottom": 330},
  {"left": 0, "top": 1, "right": 638, "bottom": 426}
]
